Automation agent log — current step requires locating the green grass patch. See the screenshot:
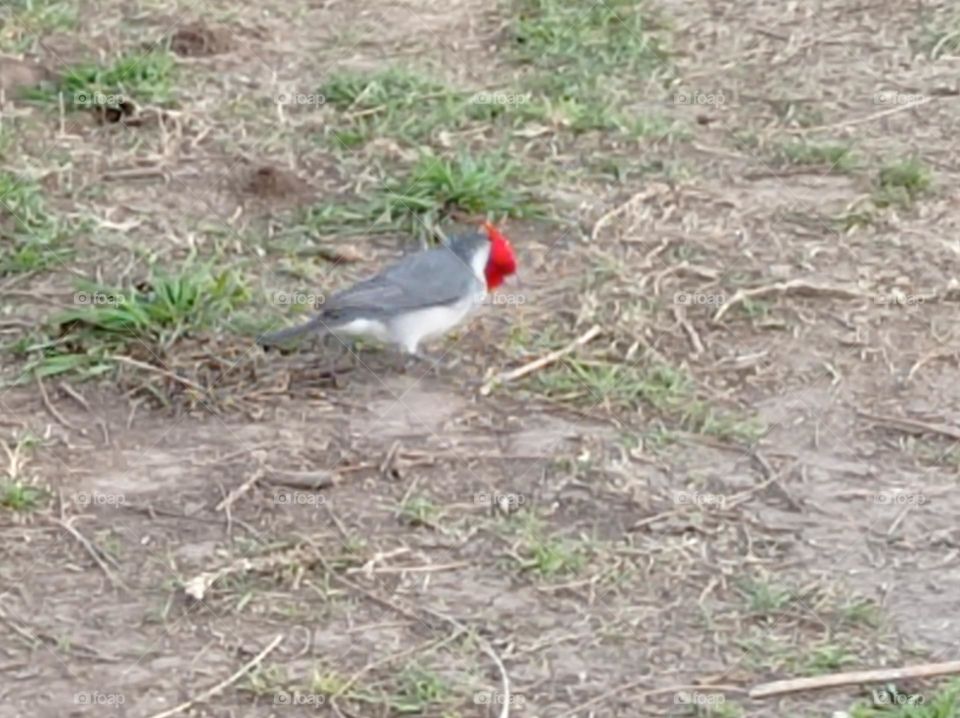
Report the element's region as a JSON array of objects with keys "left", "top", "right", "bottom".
[
  {"left": 850, "top": 680, "right": 959, "bottom": 717},
  {"left": 317, "top": 17, "right": 675, "bottom": 151},
  {"left": 303, "top": 151, "right": 543, "bottom": 240},
  {"left": 0, "top": 170, "right": 69, "bottom": 275},
  {"left": 13, "top": 264, "right": 249, "bottom": 381},
  {"left": 24, "top": 51, "right": 176, "bottom": 109},
  {"left": 389, "top": 666, "right": 451, "bottom": 714},
  {"left": 737, "top": 577, "right": 795, "bottom": 615},
  {"left": 0, "top": 480, "right": 47, "bottom": 512},
  {"left": 873, "top": 158, "right": 933, "bottom": 208},
  {"left": 319, "top": 68, "right": 468, "bottom": 147},
  {"left": 530, "top": 357, "right": 765, "bottom": 441},
  {"left": 801, "top": 643, "right": 858, "bottom": 675},
  {"left": 503, "top": 512, "right": 588, "bottom": 578},
  {"left": 773, "top": 140, "right": 856, "bottom": 172},
  {"left": 0, "top": 0, "right": 77, "bottom": 52},
  {"left": 511, "top": 0, "right": 667, "bottom": 79},
  {"left": 399, "top": 495, "right": 441, "bottom": 527},
  {"left": 507, "top": 0, "right": 675, "bottom": 135},
  {"left": 316, "top": 65, "right": 666, "bottom": 146}
]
